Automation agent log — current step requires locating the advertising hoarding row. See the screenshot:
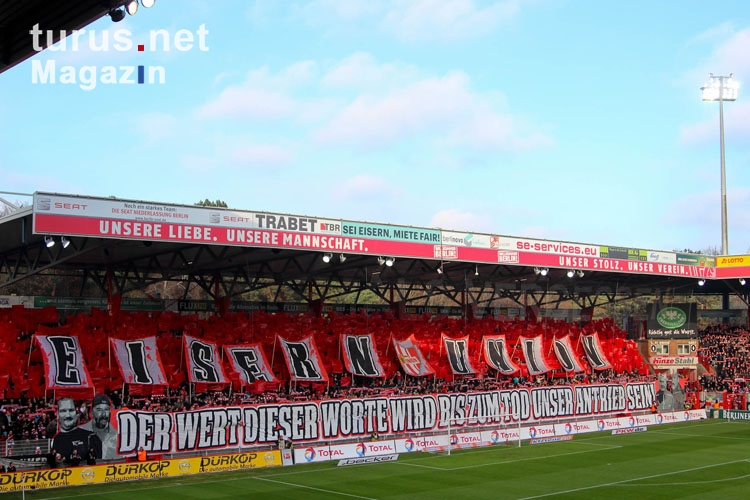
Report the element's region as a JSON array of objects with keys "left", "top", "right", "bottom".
[
  {"left": 32, "top": 193, "right": 726, "bottom": 279},
  {"left": 0, "top": 451, "right": 281, "bottom": 493}
]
